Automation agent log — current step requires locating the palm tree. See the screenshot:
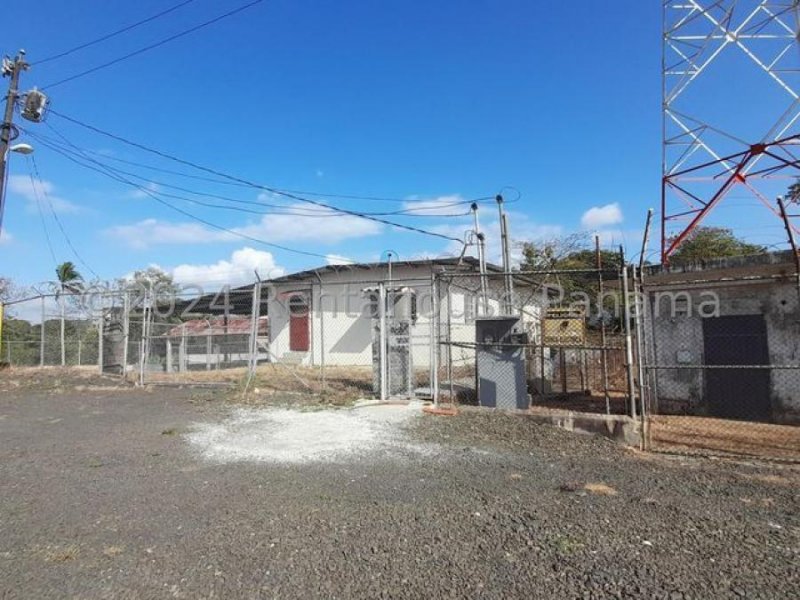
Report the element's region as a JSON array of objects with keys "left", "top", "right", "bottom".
[{"left": 55, "top": 262, "right": 83, "bottom": 367}]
